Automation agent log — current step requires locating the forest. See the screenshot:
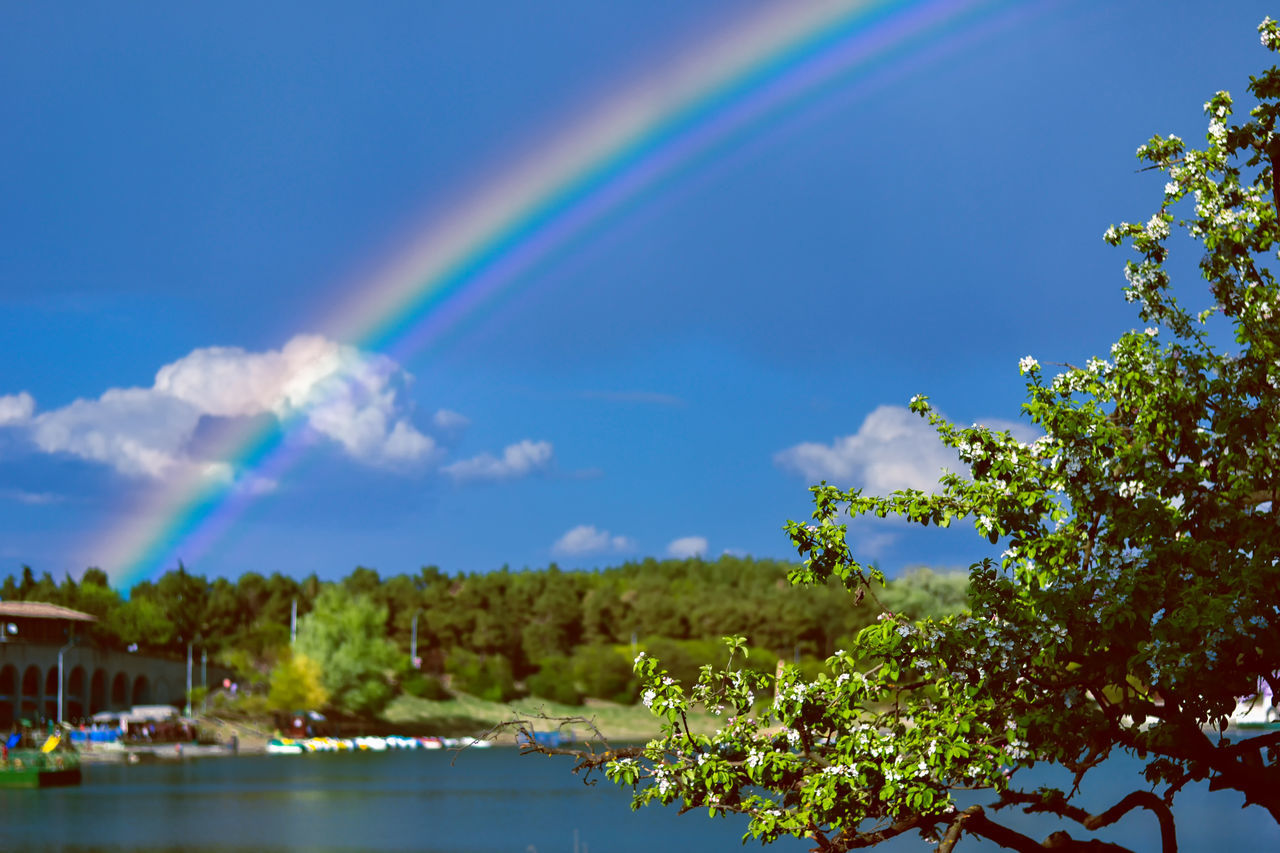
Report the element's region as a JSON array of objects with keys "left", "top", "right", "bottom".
[{"left": 0, "top": 557, "right": 968, "bottom": 714}]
